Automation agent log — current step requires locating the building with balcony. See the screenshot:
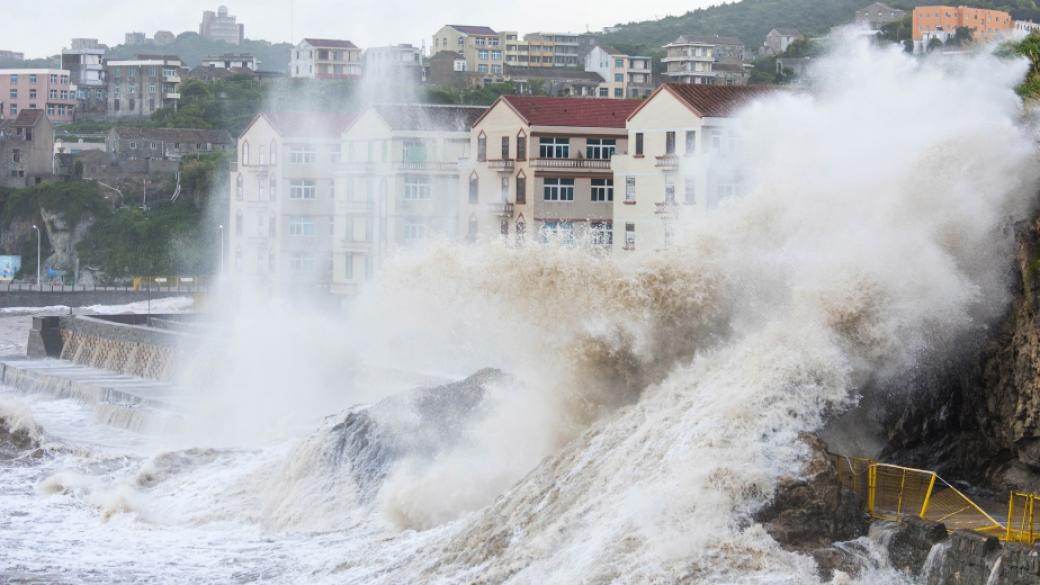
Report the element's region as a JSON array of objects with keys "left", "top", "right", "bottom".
[
  {"left": 62, "top": 39, "right": 107, "bottom": 117},
  {"left": 431, "top": 25, "right": 507, "bottom": 83},
  {"left": 105, "top": 56, "right": 184, "bottom": 118},
  {"left": 331, "top": 104, "right": 485, "bottom": 295},
  {"left": 106, "top": 127, "right": 233, "bottom": 162},
  {"left": 229, "top": 112, "right": 356, "bottom": 288},
  {"left": 855, "top": 2, "right": 907, "bottom": 30},
  {"left": 199, "top": 5, "right": 244, "bottom": 45},
  {"left": 911, "top": 5, "right": 1012, "bottom": 51},
  {"left": 289, "top": 39, "right": 362, "bottom": 79},
  {"left": 662, "top": 35, "right": 748, "bottom": 86},
  {"left": 0, "top": 109, "right": 55, "bottom": 188},
  {"left": 462, "top": 95, "right": 641, "bottom": 246},
  {"left": 0, "top": 69, "right": 76, "bottom": 124},
  {"left": 585, "top": 46, "right": 654, "bottom": 98},
  {"left": 611, "top": 83, "right": 781, "bottom": 253}
]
